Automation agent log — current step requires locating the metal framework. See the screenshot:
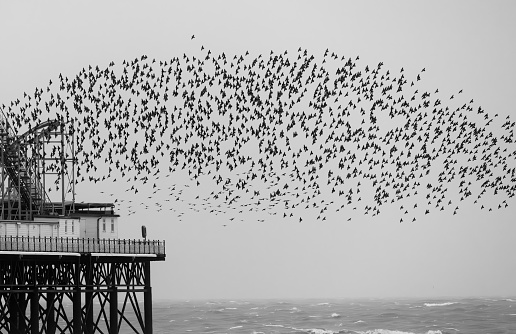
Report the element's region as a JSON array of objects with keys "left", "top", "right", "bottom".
[
  {"left": 0, "top": 107, "right": 166, "bottom": 333},
  {"left": 0, "top": 109, "right": 76, "bottom": 220},
  {"left": 0, "top": 252, "right": 162, "bottom": 334}
]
